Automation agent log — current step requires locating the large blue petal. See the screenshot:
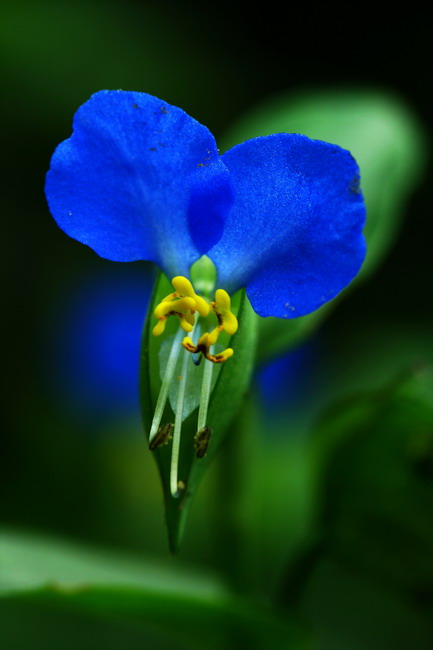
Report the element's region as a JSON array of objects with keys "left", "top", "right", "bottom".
[
  {"left": 45, "top": 90, "right": 233, "bottom": 278},
  {"left": 208, "top": 134, "right": 366, "bottom": 317}
]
